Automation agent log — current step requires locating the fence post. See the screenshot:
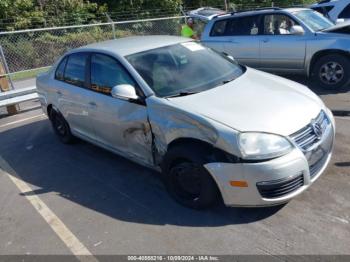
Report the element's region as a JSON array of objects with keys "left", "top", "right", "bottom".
[
  {"left": 106, "top": 13, "right": 116, "bottom": 39},
  {"left": 180, "top": 6, "right": 187, "bottom": 23},
  {"left": 0, "top": 45, "right": 14, "bottom": 90},
  {"left": 0, "top": 45, "right": 18, "bottom": 115}
]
